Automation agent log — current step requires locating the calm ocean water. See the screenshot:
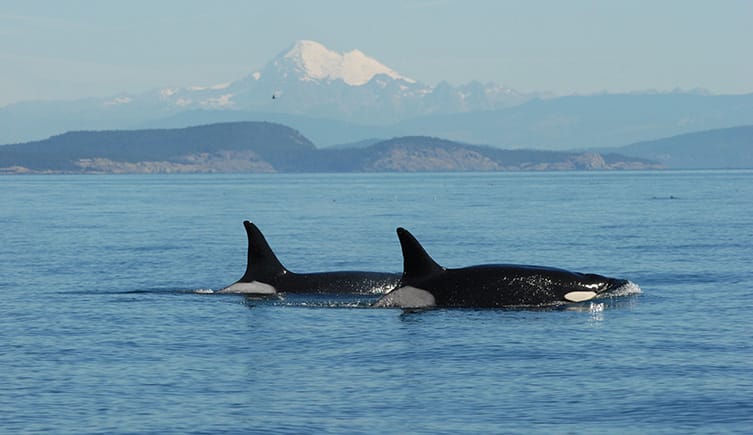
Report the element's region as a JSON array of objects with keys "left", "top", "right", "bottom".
[{"left": 2, "top": 171, "right": 752, "bottom": 434}]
